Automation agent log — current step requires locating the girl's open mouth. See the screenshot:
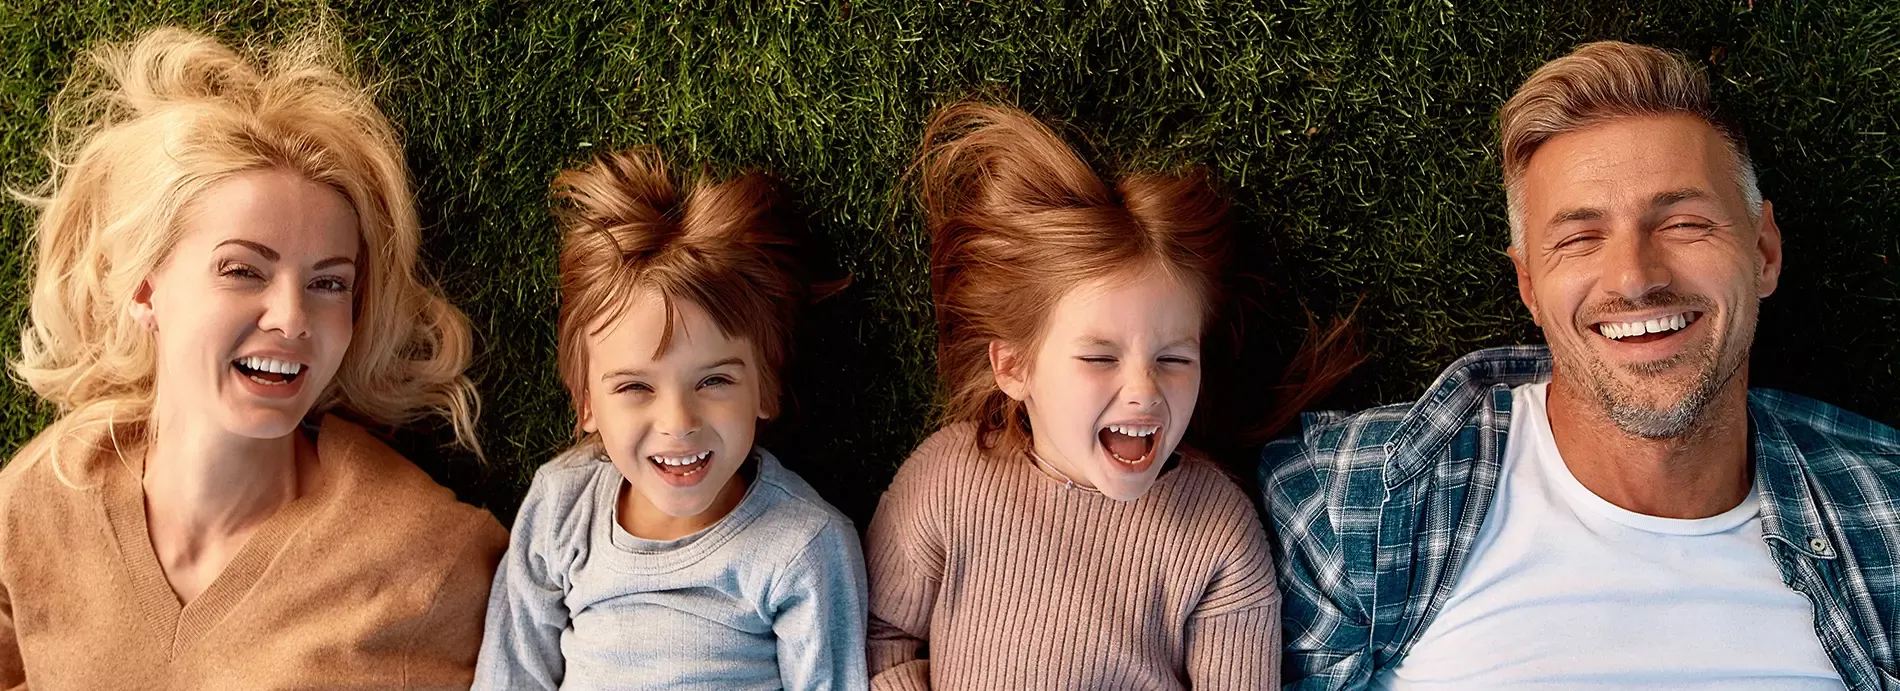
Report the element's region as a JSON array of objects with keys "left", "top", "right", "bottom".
[{"left": 1098, "top": 423, "right": 1159, "bottom": 465}]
